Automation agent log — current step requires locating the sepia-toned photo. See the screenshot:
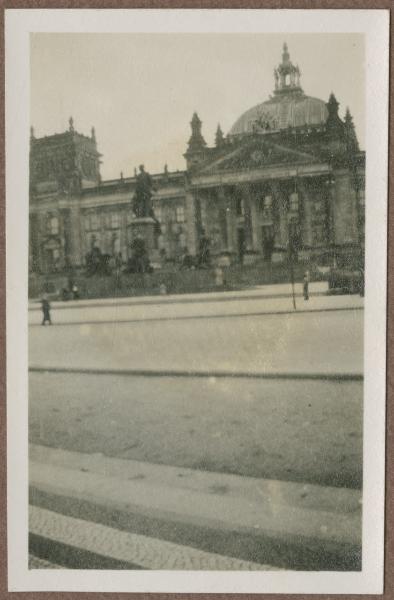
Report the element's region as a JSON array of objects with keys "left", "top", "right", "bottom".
[{"left": 5, "top": 8, "right": 389, "bottom": 595}]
